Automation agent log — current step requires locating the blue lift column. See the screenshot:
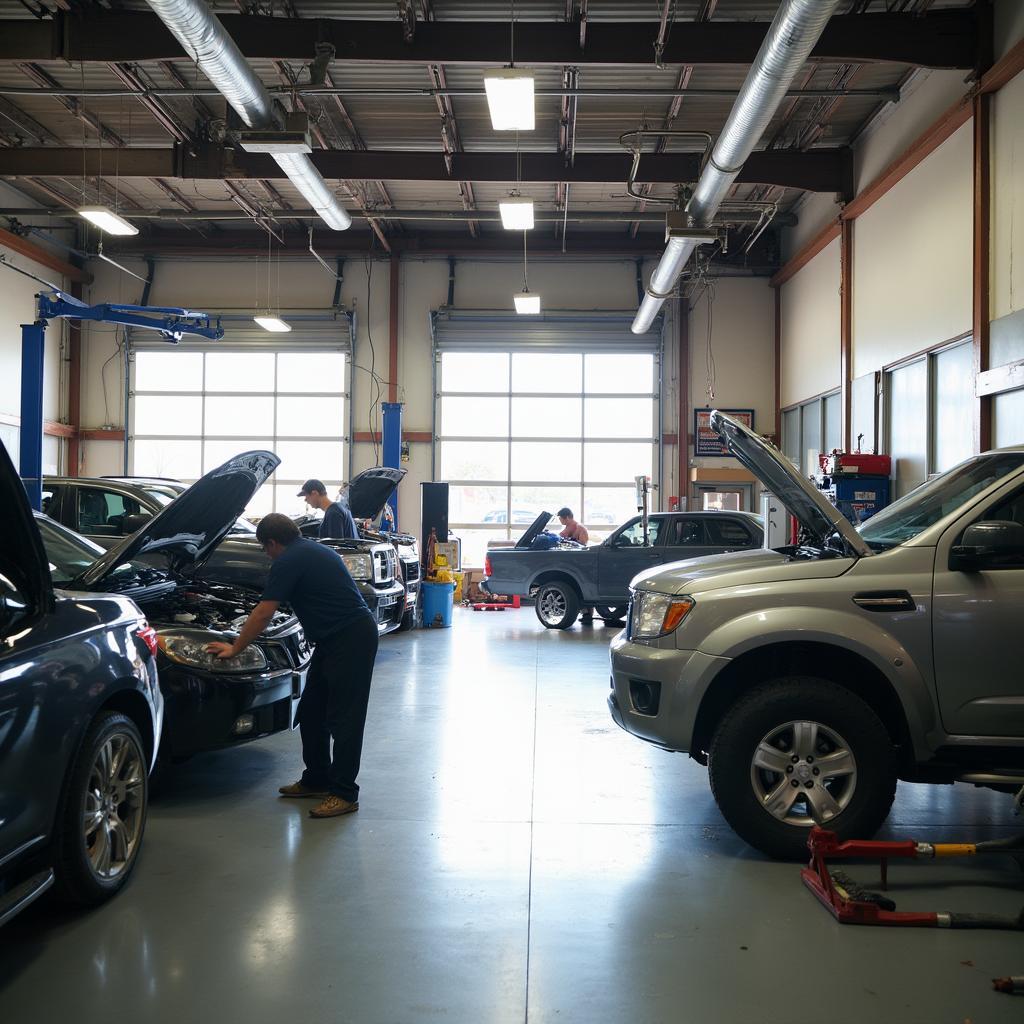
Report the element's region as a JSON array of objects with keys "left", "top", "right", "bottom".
[
  {"left": 381, "top": 401, "right": 402, "bottom": 531},
  {"left": 19, "top": 320, "right": 46, "bottom": 511}
]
